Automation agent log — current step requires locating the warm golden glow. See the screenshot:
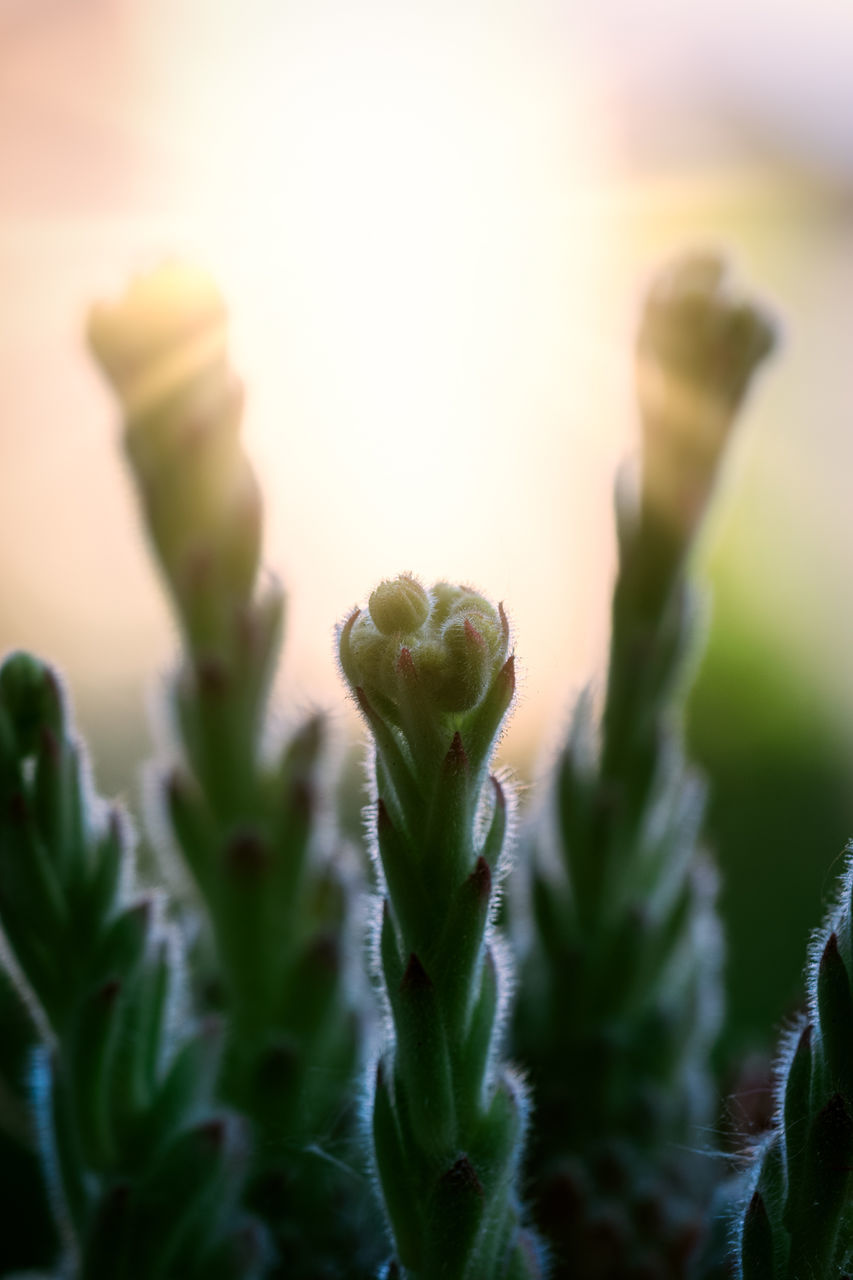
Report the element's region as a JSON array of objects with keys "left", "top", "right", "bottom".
[
  {"left": 12, "top": 3, "right": 848, "bottom": 771},
  {"left": 1, "top": 3, "right": 627, "bottom": 769},
  {"left": 165, "top": 9, "right": 624, "bottom": 737}
]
